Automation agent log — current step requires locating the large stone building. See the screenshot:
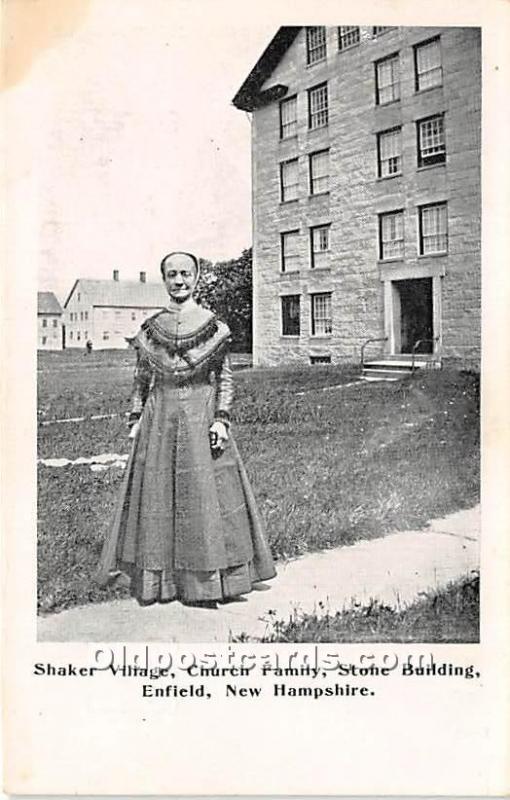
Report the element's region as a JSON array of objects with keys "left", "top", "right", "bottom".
[
  {"left": 64, "top": 271, "right": 168, "bottom": 349},
  {"left": 38, "top": 291, "right": 63, "bottom": 350},
  {"left": 233, "top": 26, "right": 481, "bottom": 367}
]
